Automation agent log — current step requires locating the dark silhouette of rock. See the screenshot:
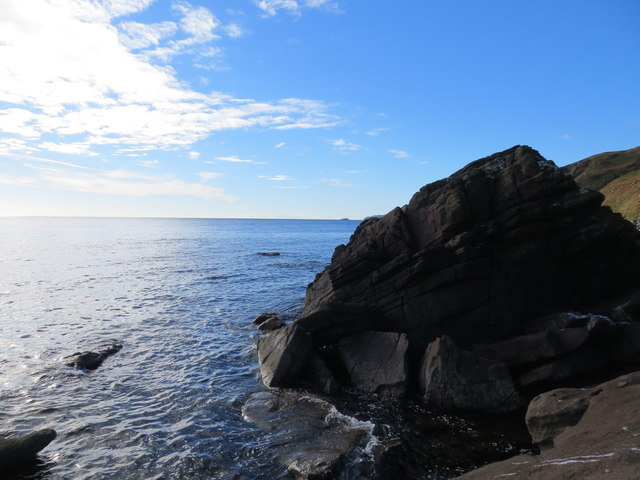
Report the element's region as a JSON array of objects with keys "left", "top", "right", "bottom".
[
  {"left": 257, "top": 252, "right": 280, "bottom": 256},
  {"left": 256, "top": 324, "right": 312, "bottom": 387},
  {"left": 456, "top": 371, "right": 640, "bottom": 480},
  {"left": 339, "top": 331, "right": 409, "bottom": 395},
  {"left": 0, "top": 429, "right": 56, "bottom": 472},
  {"left": 255, "top": 145, "right": 640, "bottom": 403},
  {"left": 420, "top": 336, "right": 523, "bottom": 412},
  {"left": 65, "top": 343, "right": 122, "bottom": 370},
  {"left": 252, "top": 312, "right": 278, "bottom": 325},
  {"left": 242, "top": 391, "right": 368, "bottom": 479},
  {"left": 303, "top": 146, "right": 640, "bottom": 354}
]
